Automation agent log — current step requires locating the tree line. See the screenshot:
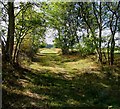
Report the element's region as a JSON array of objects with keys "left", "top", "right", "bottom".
[{"left": 1, "top": 1, "right": 120, "bottom": 65}]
